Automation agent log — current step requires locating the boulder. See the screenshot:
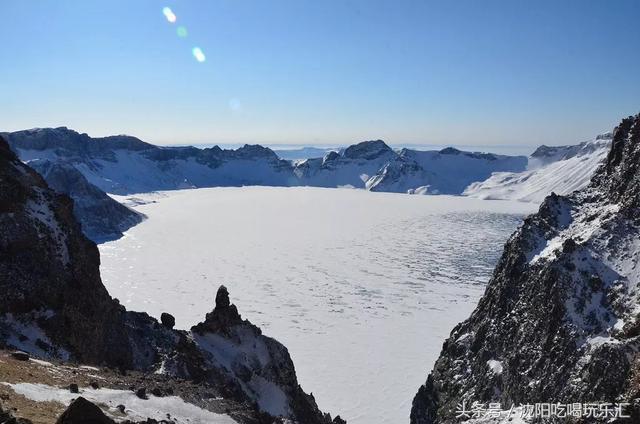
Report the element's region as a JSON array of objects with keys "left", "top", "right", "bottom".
[
  {"left": 10, "top": 351, "right": 29, "bottom": 361},
  {"left": 55, "top": 397, "right": 114, "bottom": 424},
  {"left": 160, "top": 313, "right": 175, "bottom": 330}
]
